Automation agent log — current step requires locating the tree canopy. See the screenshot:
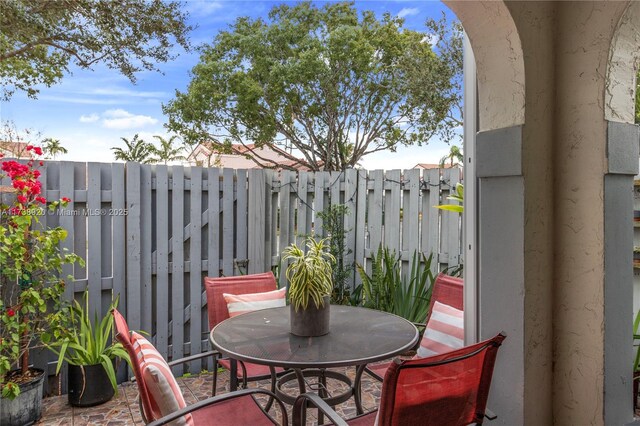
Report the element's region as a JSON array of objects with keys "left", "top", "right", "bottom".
[
  {"left": 0, "top": 0, "right": 192, "bottom": 99},
  {"left": 164, "top": 1, "right": 462, "bottom": 171}
]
